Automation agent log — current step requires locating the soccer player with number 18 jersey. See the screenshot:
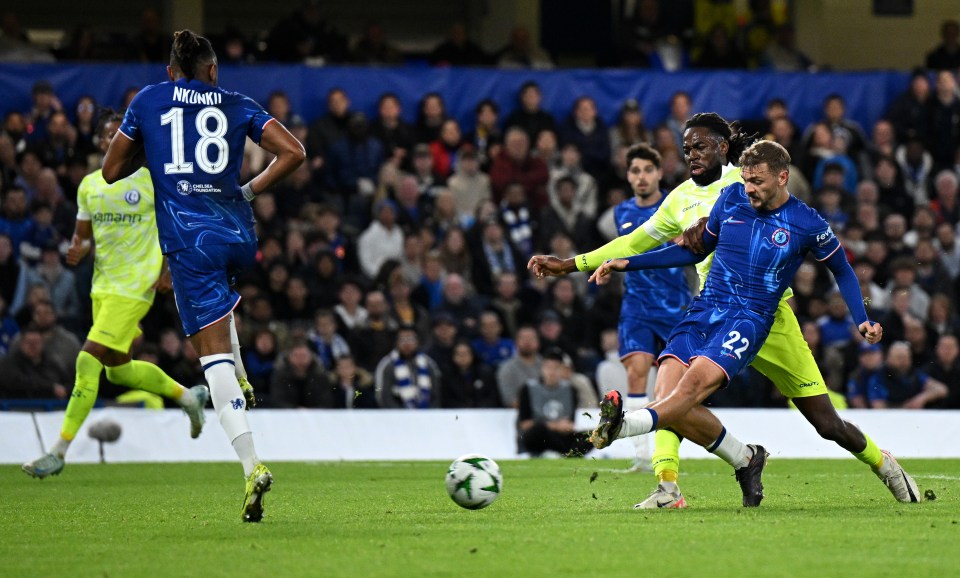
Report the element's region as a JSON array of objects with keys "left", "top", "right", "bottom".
[{"left": 103, "top": 30, "right": 306, "bottom": 522}]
